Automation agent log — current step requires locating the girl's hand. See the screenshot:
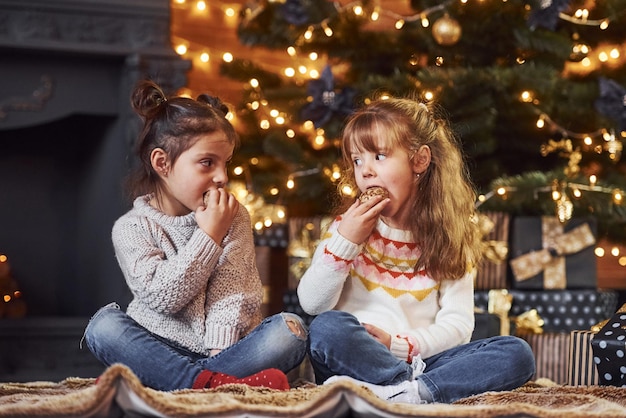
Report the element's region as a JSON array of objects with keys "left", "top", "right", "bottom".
[
  {"left": 337, "top": 195, "right": 389, "bottom": 244},
  {"left": 362, "top": 323, "right": 391, "bottom": 349},
  {"left": 196, "top": 188, "right": 239, "bottom": 244}
]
